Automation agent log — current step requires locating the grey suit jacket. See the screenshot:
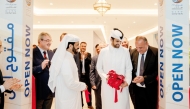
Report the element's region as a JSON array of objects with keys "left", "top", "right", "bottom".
[
  {"left": 89, "top": 55, "right": 101, "bottom": 88},
  {"left": 74, "top": 52, "right": 81, "bottom": 79}
]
